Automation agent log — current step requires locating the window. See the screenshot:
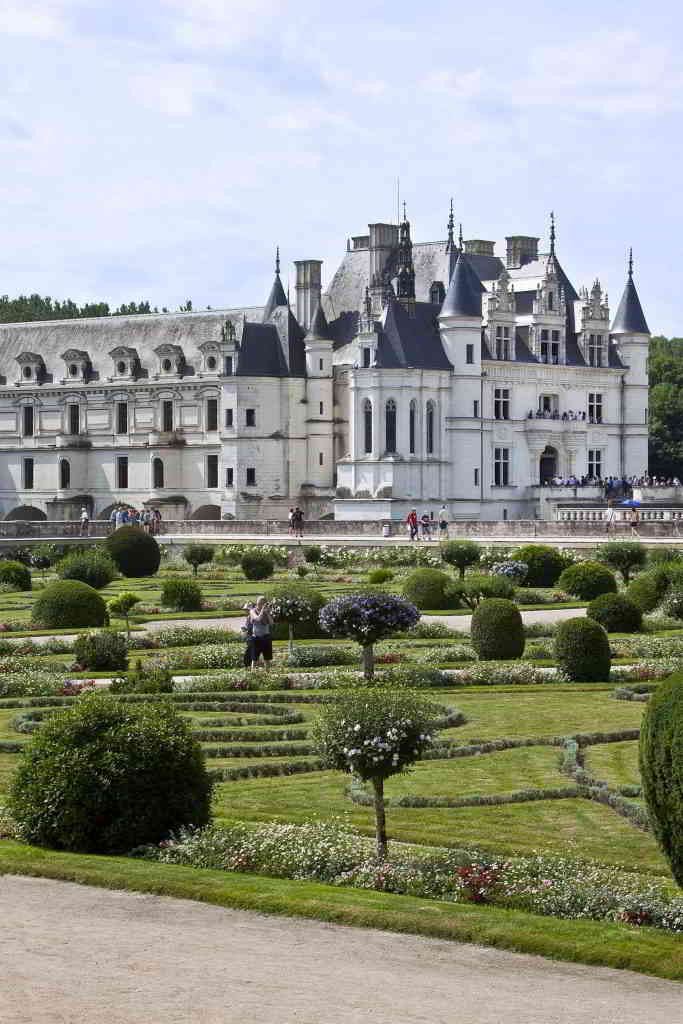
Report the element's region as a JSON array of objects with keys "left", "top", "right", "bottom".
[
  {"left": 207, "top": 356, "right": 217, "bottom": 370},
  {"left": 538, "top": 394, "right": 558, "bottom": 415},
  {"left": 588, "top": 392, "right": 603, "bottom": 424},
  {"left": 152, "top": 457, "right": 164, "bottom": 489},
  {"left": 68, "top": 403, "right": 80, "bottom": 435},
  {"left": 540, "top": 329, "right": 560, "bottom": 364},
  {"left": 319, "top": 452, "right": 324, "bottom": 466},
  {"left": 319, "top": 358, "right": 324, "bottom": 371},
  {"left": 494, "top": 447, "right": 510, "bottom": 486},
  {"left": 363, "top": 398, "right": 372, "bottom": 454},
  {"left": 246, "top": 467, "right": 256, "bottom": 486},
  {"left": 502, "top": 508, "right": 508, "bottom": 521},
  {"left": 429, "top": 281, "right": 445, "bottom": 305},
  {"left": 466, "top": 344, "right": 474, "bottom": 365},
  {"left": 474, "top": 467, "right": 479, "bottom": 486},
  {"left": 117, "top": 456, "right": 128, "bottom": 489},
  {"left": 245, "top": 408, "right": 256, "bottom": 427},
  {"left": 224, "top": 356, "right": 233, "bottom": 376},
  {"left": 162, "top": 400, "right": 173, "bottom": 432},
  {"left": 319, "top": 401, "right": 324, "bottom": 416},
  {"left": 162, "top": 358, "right": 172, "bottom": 372},
  {"left": 588, "top": 334, "right": 603, "bottom": 368},
  {"left": 385, "top": 399, "right": 397, "bottom": 453},
  {"left": 22, "top": 406, "right": 34, "bottom": 437},
  {"left": 588, "top": 449, "right": 602, "bottom": 479},
  {"left": 645, "top": 407, "right": 649, "bottom": 423},
  {"left": 426, "top": 401, "right": 435, "bottom": 455},
  {"left": 548, "top": 291, "right": 554, "bottom": 311},
  {"left": 409, "top": 400, "right": 416, "bottom": 454},
  {"left": 225, "top": 408, "right": 233, "bottom": 428},
  {"left": 206, "top": 398, "right": 218, "bottom": 431},
  {"left": 362, "top": 347, "right": 371, "bottom": 368},
  {"left": 116, "top": 402, "right": 128, "bottom": 435},
  {"left": 226, "top": 467, "right": 234, "bottom": 487},
  {"left": 473, "top": 399, "right": 479, "bottom": 418},
  {"left": 494, "top": 388, "right": 510, "bottom": 420},
  {"left": 59, "top": 458, "right": 70, "bottom": 489},
  {"left": 495, "top": 326, "right": 511, "bottom": 360},
  {"left": 23, "top": 457, "right": 34, "bottom": 490},
  {"left": 206, "top": 454, "right": 218, "bottom": 488}
]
